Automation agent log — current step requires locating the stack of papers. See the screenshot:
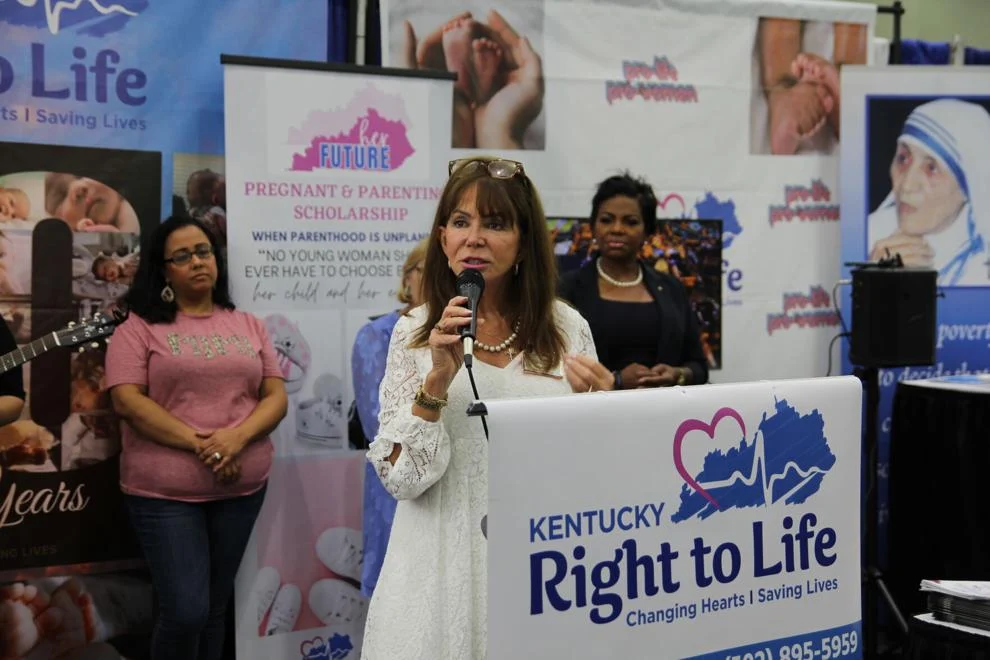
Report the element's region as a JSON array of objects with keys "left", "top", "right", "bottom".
[
  {"left": 921, "top": 580, "right": 990, "bottom": 633},
  {"left": 921, "top": 580, "right": 990, "bottom": 600}
]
